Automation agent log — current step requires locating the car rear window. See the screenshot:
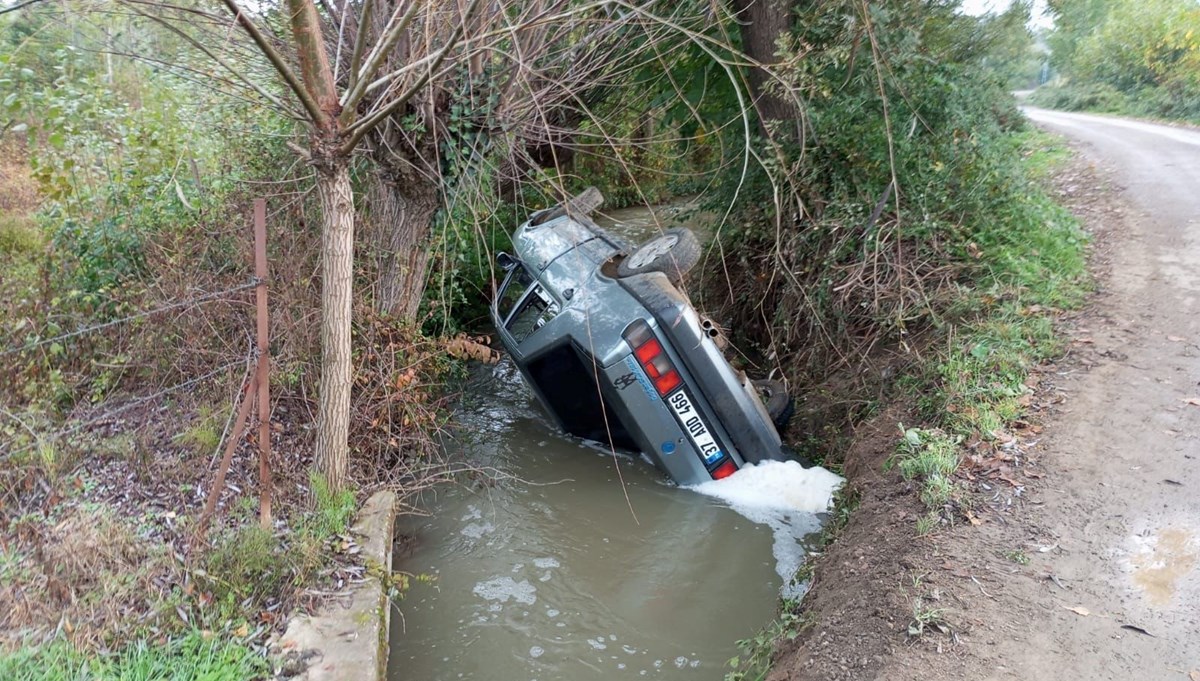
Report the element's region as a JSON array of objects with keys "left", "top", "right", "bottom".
[
  {"left": 497, "top": 267, "right": 534, "bottom": 322},
  {"left": 507, "top": 286, "right": 558, "bottom": 342}
]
